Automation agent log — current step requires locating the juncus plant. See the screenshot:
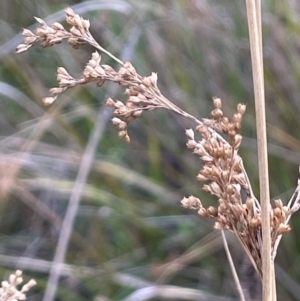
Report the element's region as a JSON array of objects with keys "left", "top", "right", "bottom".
[{"left": 16, "top": 6, "right": 300, "bottom": 301}]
